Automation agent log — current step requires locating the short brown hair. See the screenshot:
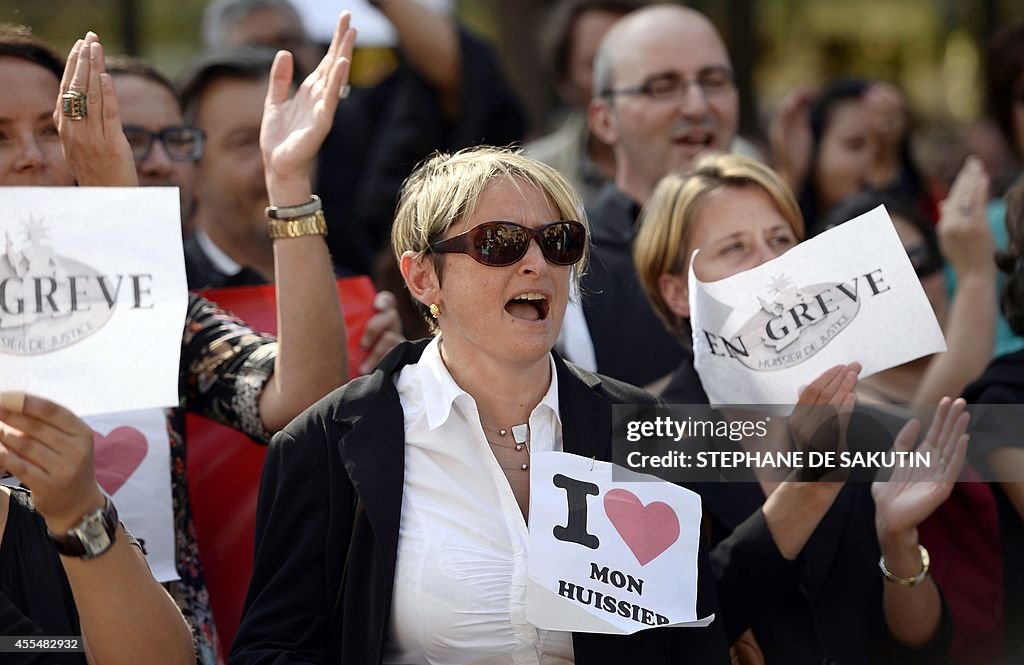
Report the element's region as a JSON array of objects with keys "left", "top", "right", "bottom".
[
  {"left": 106, "top": 55, "right": 180, "bottom": 106},
  {"left": 0, "top": 23, "right": 63, "bottom": 81}
]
